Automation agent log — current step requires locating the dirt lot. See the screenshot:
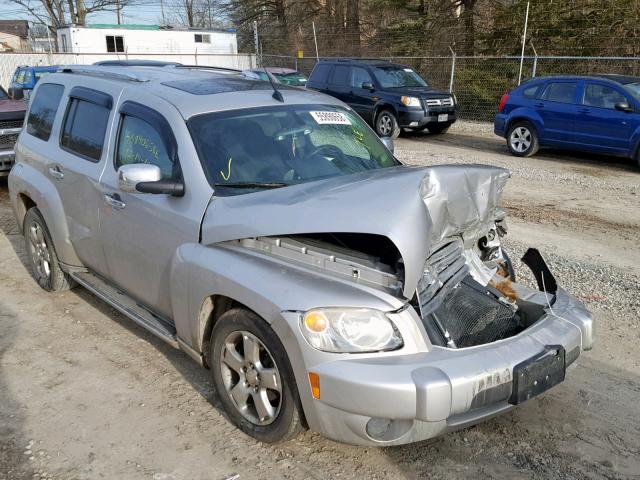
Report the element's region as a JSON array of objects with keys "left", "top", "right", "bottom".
[{"left": 1, "top": 124, "right": 639, "bottom": 480}]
